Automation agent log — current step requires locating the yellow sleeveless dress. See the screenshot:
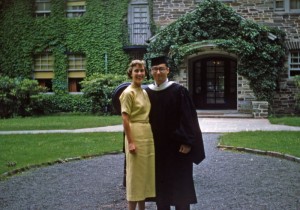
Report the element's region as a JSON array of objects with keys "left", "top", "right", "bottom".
[{"left": 119, "top": 84, "right": 155, "bottom": 201}]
